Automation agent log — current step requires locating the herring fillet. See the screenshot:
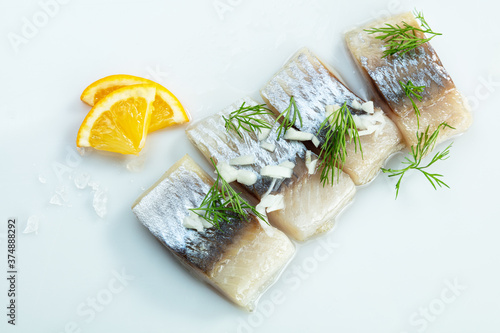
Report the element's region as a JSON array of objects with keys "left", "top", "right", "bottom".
[
  {"left": 345, "top": 12, "right": 473, "bottom": 148},
  {"left": 186, "top": 97, "right": 356, "bottom": 241},
  {"left": 260, "top": 47, "right": 404, "bottom": 185},
  {"left": 132, "top": 155, "right": 294, "bottom": 310}
]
